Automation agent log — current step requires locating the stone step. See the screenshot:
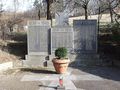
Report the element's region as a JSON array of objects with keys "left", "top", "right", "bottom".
[
  {"left": 70, "top": 58, "right": 100, "bottom": 62},
  {"left": 69, "top": 59, "right": 102, "bottom": 67},
  {"left": 23, "top": 54, "right": 100, "bottom": 67},
  {"left": 25, "top": 55, "right": 49, "bottom": 60},
  {"left": 23, "top": 55, "right": 53, "bottom": 67},
  {"left": 23, "top": 60, "right": 53, "bottom": 68},
  {"left": 68, "top": 54, "right": 100, "bottom": 60}
]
